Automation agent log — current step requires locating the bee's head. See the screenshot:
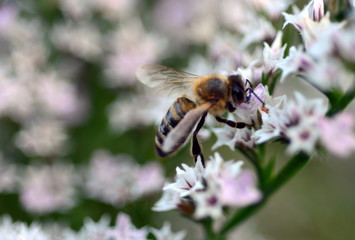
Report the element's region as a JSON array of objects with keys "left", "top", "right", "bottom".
[{"left": 228, "top": 75, "right": 245, "bottom": 105}]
